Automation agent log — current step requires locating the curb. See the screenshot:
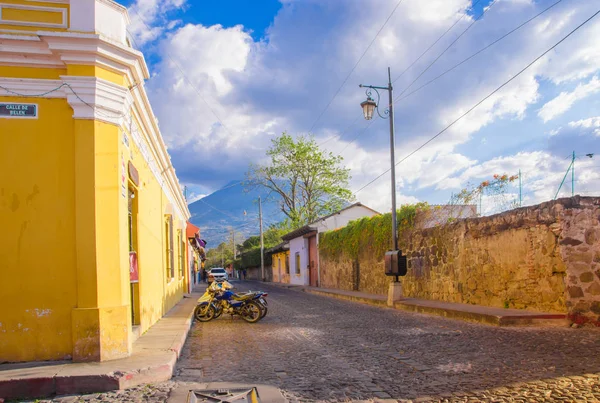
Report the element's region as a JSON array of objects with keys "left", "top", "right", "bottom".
[
  {"left": 394, "top": 300, "right": 569, "bottom": 327},
  {"left": 304, "top": 289, "right": 387, "bottom": 308},
  {"left": 294, "top": 286, "right": 569, "bottom": 327},
  {"left": 0, "top": 293, "right": 199, "bottom": 400}
]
